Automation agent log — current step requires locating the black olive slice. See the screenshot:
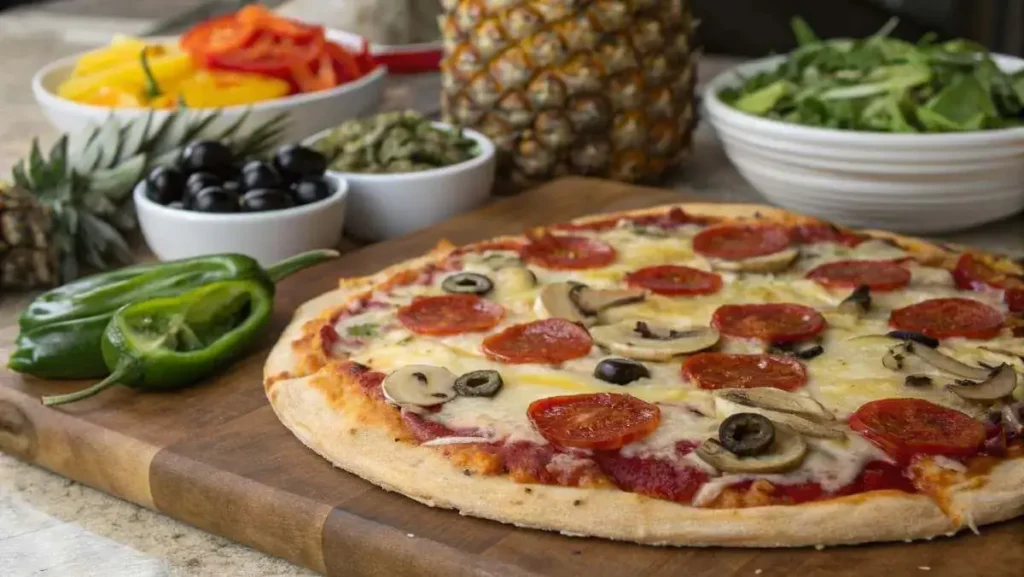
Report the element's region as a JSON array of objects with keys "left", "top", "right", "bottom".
[
  {"left": 904, "top": 375, "right": 933, "bottom": 388},
  {"left": 718, "top": 413, "right": 776, "bottom": 457},
  {"left": 770, "top": 341, "right": 824, "bottom": 360},
  {"left": 454, "top": 370, "right": 503, "bottom": 397},
  {"left": 442, "top": 272, "right": 494, "bottom": 296},
  {"left": 886, "top": 330, "right": 939, "bottom": 349},
  {"left": 594, "top": 358, "right": 651, "bottom": 385}
]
